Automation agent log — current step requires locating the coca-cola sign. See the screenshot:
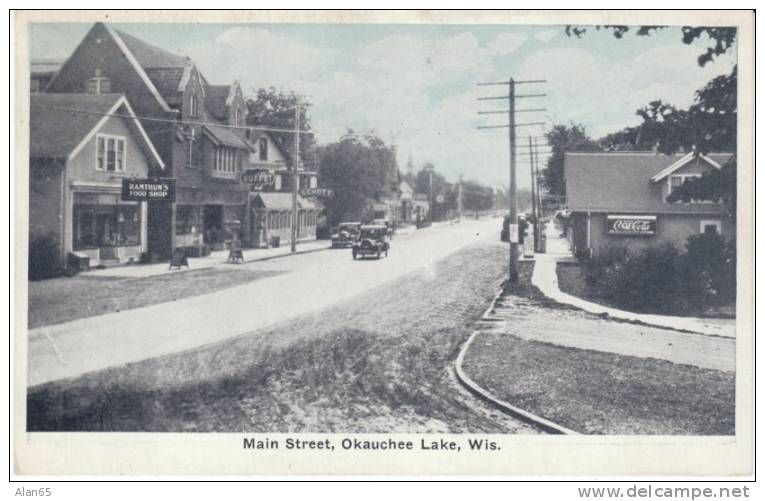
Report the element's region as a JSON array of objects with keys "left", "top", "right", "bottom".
[{"left": 607, "top": 215, "right": 657, "bottom": 235}]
